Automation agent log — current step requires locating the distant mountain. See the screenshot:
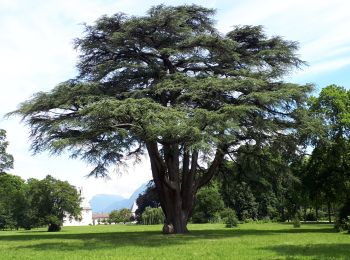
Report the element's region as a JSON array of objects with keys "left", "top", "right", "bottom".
[
  {"left": 90, "top": 194, "right": 125, "bottom": 213},
  {"left": 90, "top": 182, "right": 148, "bottom": 213}
]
